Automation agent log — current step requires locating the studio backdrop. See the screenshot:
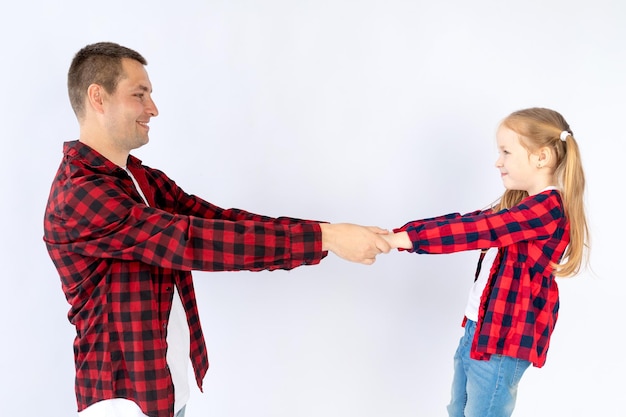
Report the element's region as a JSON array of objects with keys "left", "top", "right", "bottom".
[{"left": 1, "top": 1, "right": 623, "bottom": 416}]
